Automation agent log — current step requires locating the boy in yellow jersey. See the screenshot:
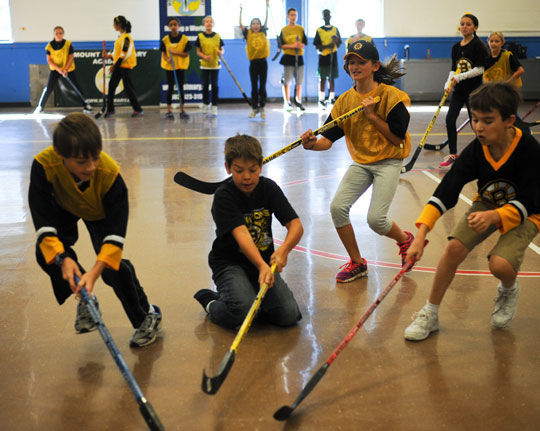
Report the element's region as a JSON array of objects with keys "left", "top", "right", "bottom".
[
  {"left": 196, "top": 16, "right": 224, "bottom": 117},
  {"left": 28, "top": 113, "right": 161, "bottom": 347},
  {"left": 35, "top": 26, "right": 92, "bottom": 113},
  {"left": 103, "top": 16, "right": 143, "bottom": 118},
  {"left": 239, "top": 1, "right": 270, "bottom": 119},
  {"left": 161, "top": 17, "right": 192, "bottom": 120},
  {"left": 346, "top": 19, "right": 373, "bottom": 49},
  {"left": 314, "top": 9, "right": 342, "bottom": 107},
  {"left": 278, "top": 8, "right": 307, "bottom": 111}
]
